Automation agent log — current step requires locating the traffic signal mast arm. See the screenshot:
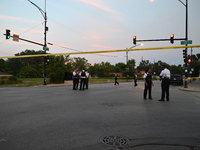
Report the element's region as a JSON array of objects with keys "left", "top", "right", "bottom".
[
  {"left": 3, "top": 34, "right": 44, "bottom": 47},
  {"left": 136, "top": 38, "right": 186, "bottom": 42}
]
